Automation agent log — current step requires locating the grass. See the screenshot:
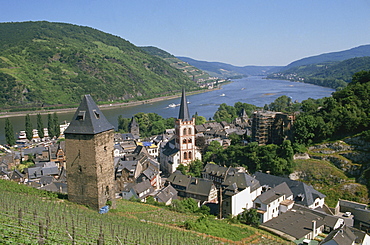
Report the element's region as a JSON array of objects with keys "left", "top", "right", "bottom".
[
  {"left": 0, "top": 179, "right": 292, "bottom": 244},
  {"left": 294, "top": 159, "right": 369, "bottom": 207}
]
